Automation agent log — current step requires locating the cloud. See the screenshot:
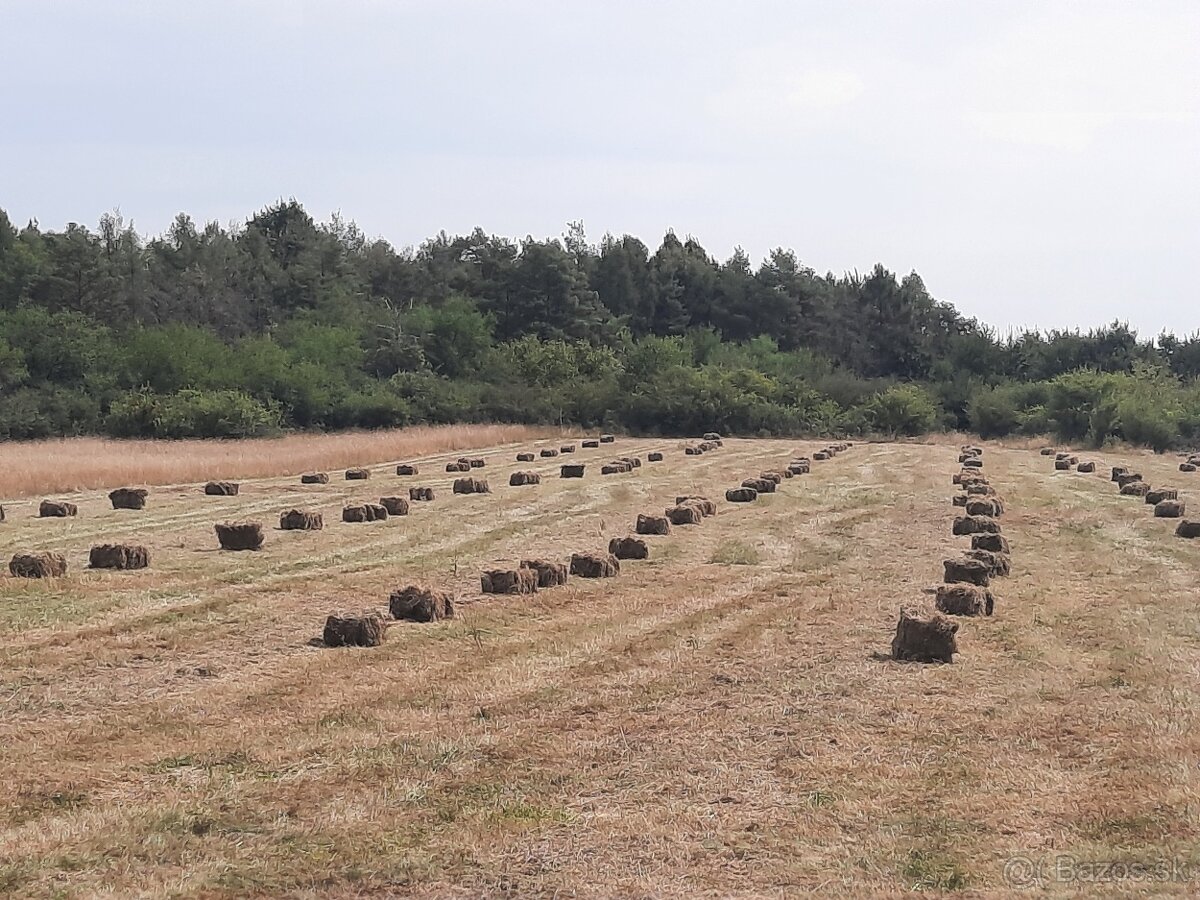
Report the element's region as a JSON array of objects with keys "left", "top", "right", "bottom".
[{"left": 708, "top": 55, "right": 865, "bottom": 132}]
